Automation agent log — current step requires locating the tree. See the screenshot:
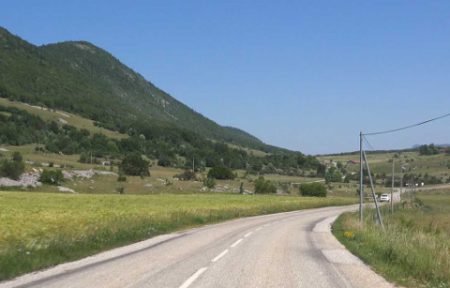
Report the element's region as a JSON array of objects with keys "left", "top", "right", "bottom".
[
  {"left": 120, "top": 153, "right": 150, "bottom": 176},
  {"left": 0, "top": 152, "right": 25, "bottom": 180},
  {"left": 254, "top": 176, "right": 277, "bottom": 194},
  {"left": 299, "top": 182, "right": 327, "bottom": 197},
  {"left": 39, "top": 169, "right": 64, "bottom": 185},
  {"left": 316, "top": 164, "right": 326, "bottom": 177},
  {"left": 419, "top": 144, "right": 439, "bottom": 155},
  {"left": 325, "top": 167, "right": 343, "bottom": 183}
]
